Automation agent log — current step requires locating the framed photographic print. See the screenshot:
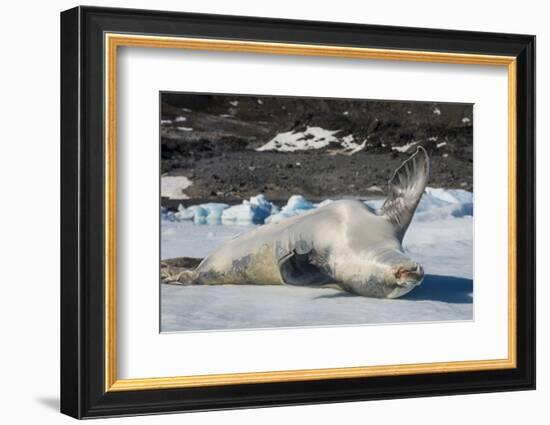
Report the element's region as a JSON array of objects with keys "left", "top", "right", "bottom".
[{"left": 60, "top": 6, "right": 535, "bottom": 419}]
